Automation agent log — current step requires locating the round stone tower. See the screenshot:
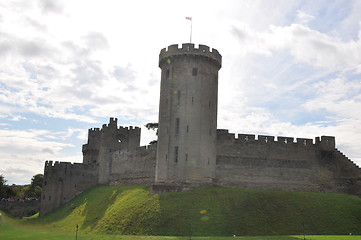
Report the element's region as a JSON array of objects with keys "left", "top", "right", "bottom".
[{"left": 156, "top": 43, "right": 222, "bottom": 183}]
